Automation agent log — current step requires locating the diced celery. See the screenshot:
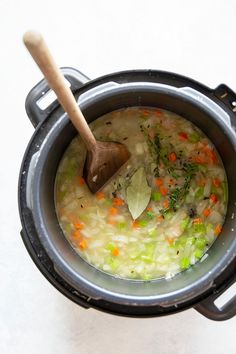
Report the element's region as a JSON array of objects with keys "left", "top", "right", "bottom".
[
  {"left": 147, "top": 211, "right": 155, "bottom": 219},
  {"left": 65, "top": 169, "right": 76, "bottom": 181},
  {"left": 105, "top": 257, "right": 119, "bottom": 271},
  {"left": 58, "top": 189, "right": 67, "bottom": 201},
  {"left": 195, "top": 186, "right": 204, "bottom": 199},
  {"left": 198, "top": 164, "right": 207, "bottom": 172},
  {"left": 186, "top": 236, "right": 196, "bottom": 245},
  {"left": 193, "top": 223, "right": 206, "bottom": 234},
  {"left": 140, "top": 242, "right": 156, "bottom": 263},
  {"left": 103, "top": 199, "right": 113, "bottom": 207},
  {"left": 142, "top": 273, "right": 152, "bottom": 280},
  {"left": 189, "top": 133, "right": 200, "bottom": 143},
  {"left": 79, "top": 214, "right": 89, "bottom": 222},
  {"left": 66, "top": 160, "right": 78, "bottom": 180},
  {"left": 206, "top": 223, "right": 214, "bottom": 232},
  {"left": 117, "top": 222, "right": 127, "bottom": 230},
  {"left": 194, "top": 249, "right": 203, "bottom": 259},
  {"left": 176, "top": 234, "right": 195, "bottom": 248},
  {"left": 65, "top": 223, "right": 72, "bottom": 234},
  {"left": 139, "top": 219, "right": 148, "bottom": 227},
  {"left": 140, "top": 254, "right": 153, "bottom": 263},
  {"left": 195, "top": 237, "right": 207, "bottom": 250},
  {"left": 148, "top": 229, "right": 158, "bottom": 237},
  {"left": 181, "top": 216, "right": 190, "bottom": 231},
  {"left": 145, "top": 242, "right": 155, "bottom": 253},
  {"left": 211, "top": 185, "right": 218, "bottom": 194},
  {"left": 175, "top": 235, "right": 188, "bottom": 246},
  {"left": 164, "top": 210, "right": 174, "bottom": 220},
  {"left": 105, "top": 242, "right": 115, "bottom": 251},
  {"left": 110, "top": 259, "right": 119, "bottom": 271},
  {"left": 151, "top": 192, "right": 161, "bottom": 201},
  {"left": 180, "top": 257, "right": 190, "bottom": 269}
]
